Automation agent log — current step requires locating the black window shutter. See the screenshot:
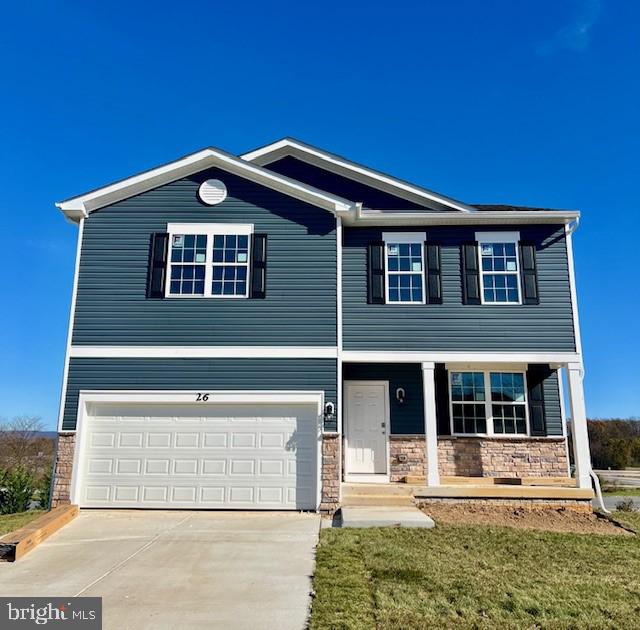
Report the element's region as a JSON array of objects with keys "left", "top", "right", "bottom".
[
  {"left": 461, "top": 243, "right": 481, "bottom": 305},
  {"left": 527, "top": 364, "right": 550, "bottom": 436},
  {"left": 519, "top": 243, "right": 539, "bottom": 305},
  {"left": 250, "top": 233, "right": 267, "bottom": 299},
  {"left": 435, "top": 363, "right": 451, "bottom": 435},
  {"left": 424, "top": 243, "right": 442, "bottom": 304},
  {"left": 367, "top": 242, "right": 385, "bottom": 304},
  {"left": 147, "top": 233, "right": 169, "bottom": 298}
]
